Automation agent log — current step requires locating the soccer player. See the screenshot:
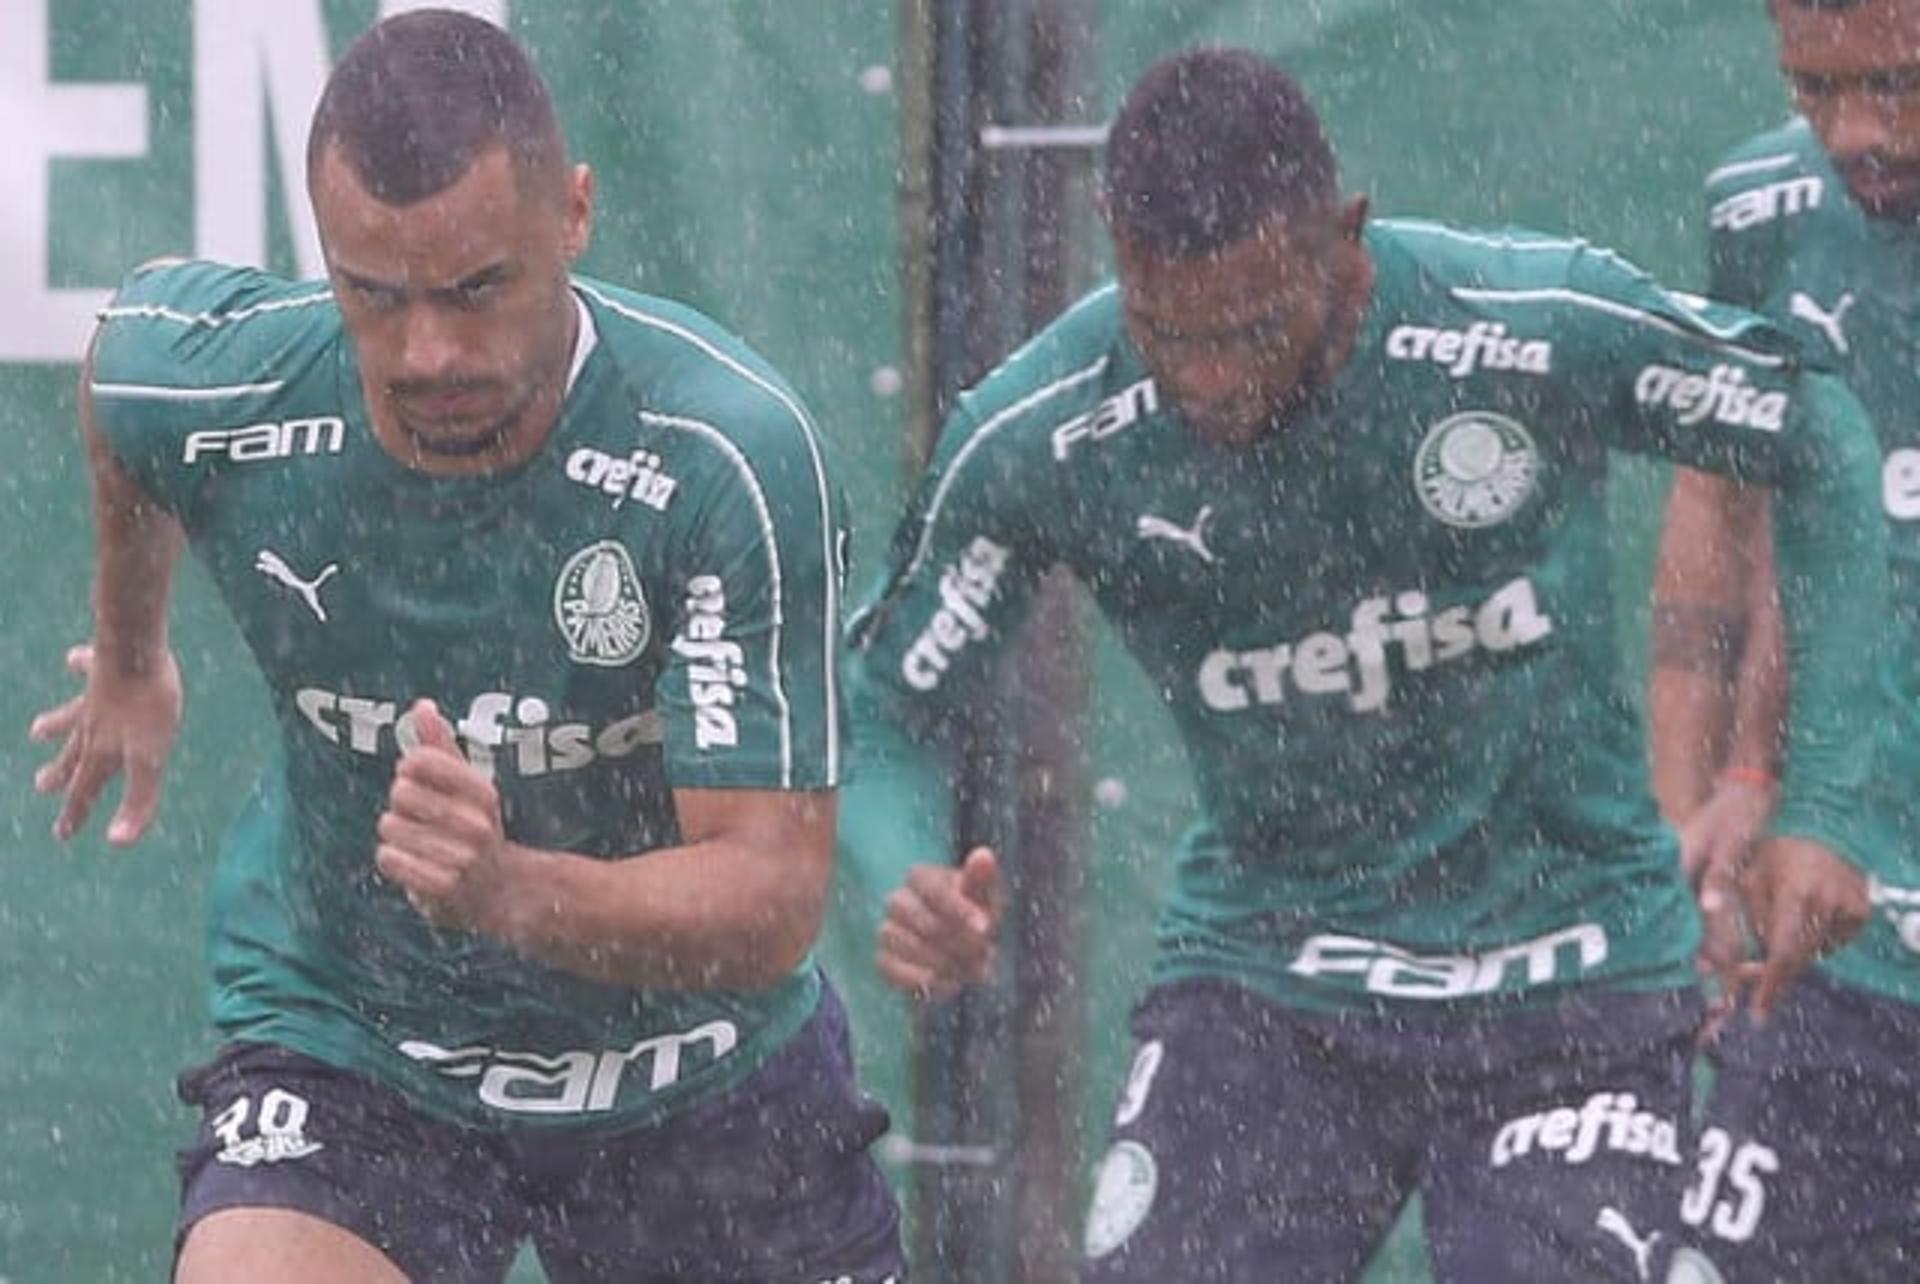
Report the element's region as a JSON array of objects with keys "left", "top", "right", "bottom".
[
  {"left": 27, "top": 11, "right": 901, "bottom": 1283},
  {"left": 857, "top": 48, "right": 1880, "bottom": 1282},
  {"left": 1651, "top": 1, "right": 1920, "bottom": 1277}
]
